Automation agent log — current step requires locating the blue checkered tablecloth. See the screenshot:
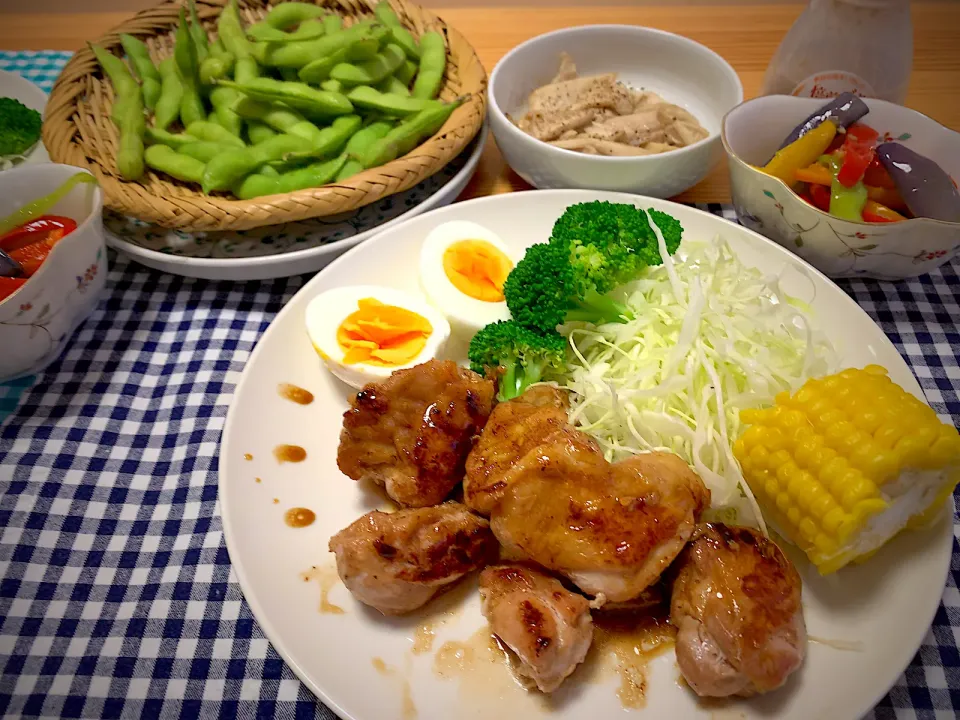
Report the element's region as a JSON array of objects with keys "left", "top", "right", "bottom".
[{"left": 1, "top": 51, "right": 958, "bottom": 720}]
